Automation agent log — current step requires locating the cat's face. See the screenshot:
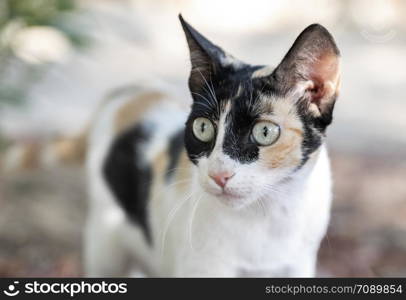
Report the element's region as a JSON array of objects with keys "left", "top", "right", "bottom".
[{"left": 180, "top": 15, "right": 340, "bottom": 209}]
